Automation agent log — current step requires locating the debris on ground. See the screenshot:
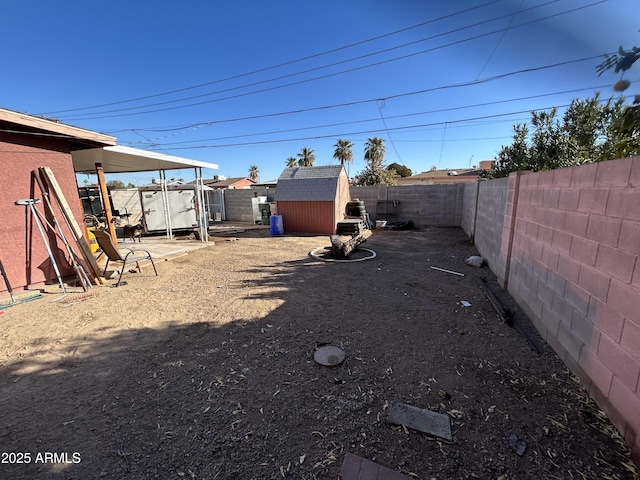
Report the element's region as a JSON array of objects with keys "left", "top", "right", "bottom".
[
  {"left": 387, "top": 402, "right": 452, "bottom": 441},
  {"left": 431, "top": 266, "right": 465, "bottom": 276},
  {"left": 465, "top": 255, "right": 485, "bottom": 267},
  {"left": 339, "top": 452, "right": 414, "bottom": 480},
  {"left": 508, "top": 433, "right": 528, "bottom": 457}
]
